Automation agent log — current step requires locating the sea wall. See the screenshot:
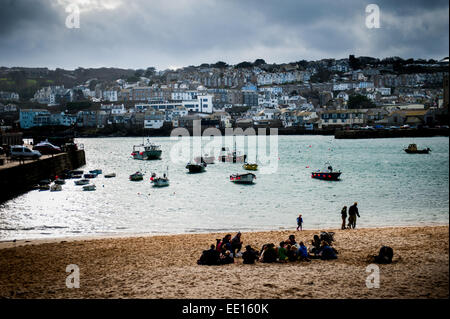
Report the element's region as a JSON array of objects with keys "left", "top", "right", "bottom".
[
  {"left": 0, "top": 150, "right": 85, "bottom": 203},
  {"left": 335, "top": 128, "right": 449, "bottom": 139}
]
